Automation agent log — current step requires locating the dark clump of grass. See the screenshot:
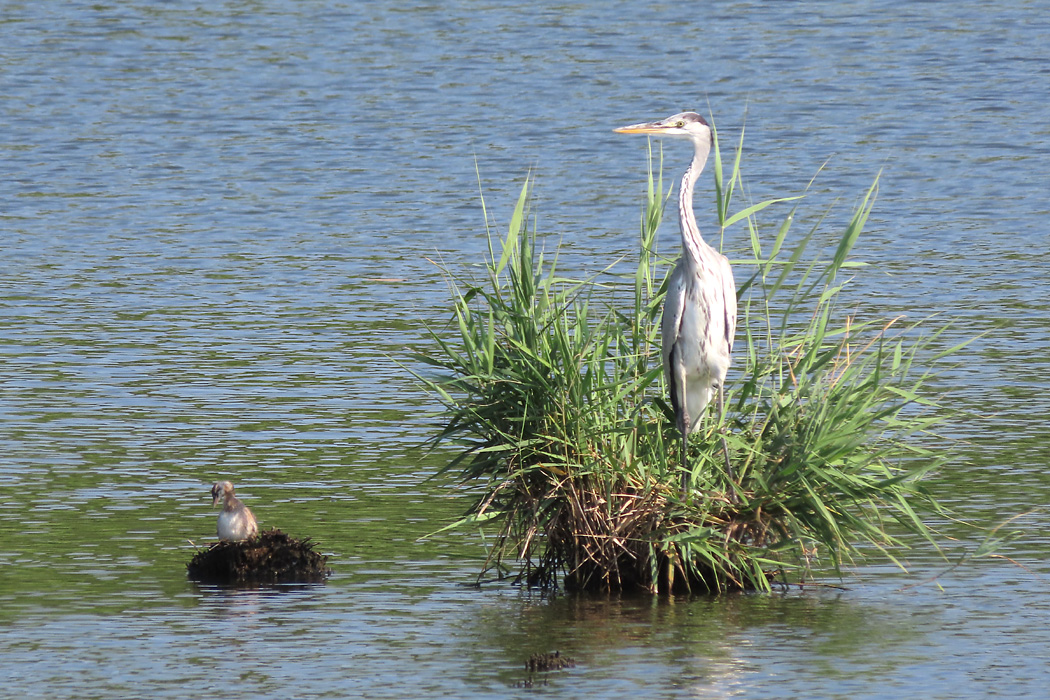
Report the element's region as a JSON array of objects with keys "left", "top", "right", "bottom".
[
  {"left": 413, "top": 133, "right": 957, "bottom": 594},
  {"left": 525, "top": 651, "right": 576, "bottom": 672},
  {"left": 187, "top": 528, "right": 330, "bottom": 584}
]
